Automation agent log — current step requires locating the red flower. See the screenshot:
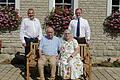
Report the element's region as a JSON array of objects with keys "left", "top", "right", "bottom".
[
  {"left": 45, "top": 7, "right": 73, "bottom": 37},
  {"left": 0, "top": 5, "right": 22, "bottom": 33}
]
